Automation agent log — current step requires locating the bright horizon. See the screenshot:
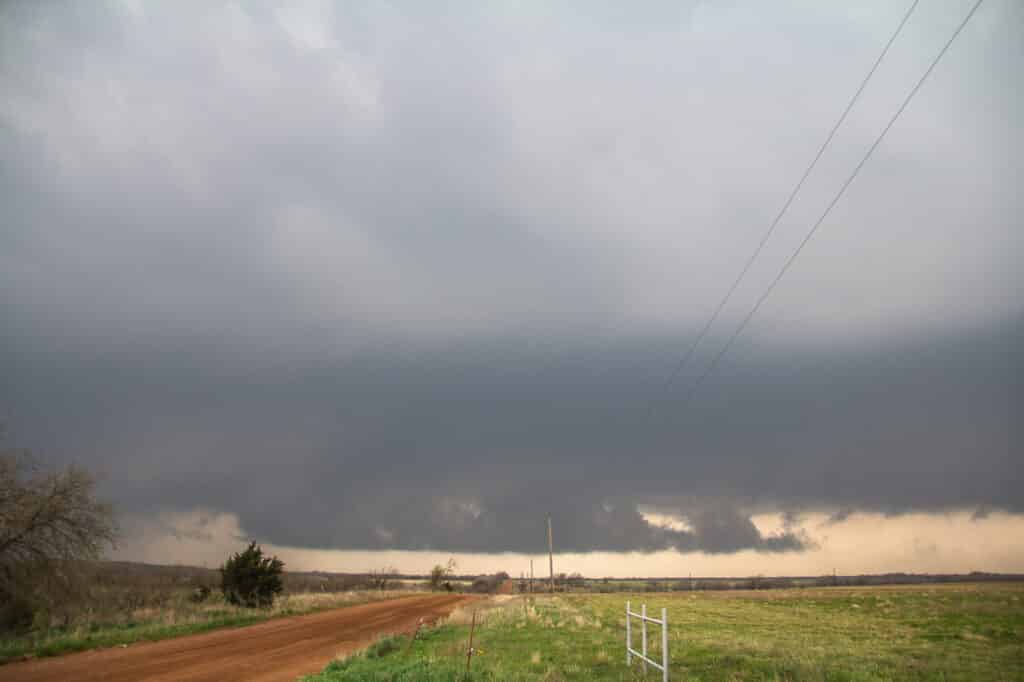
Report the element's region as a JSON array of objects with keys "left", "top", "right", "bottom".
[{"left": 111, "top": 509, "right": 1024, "bottom": 578}]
